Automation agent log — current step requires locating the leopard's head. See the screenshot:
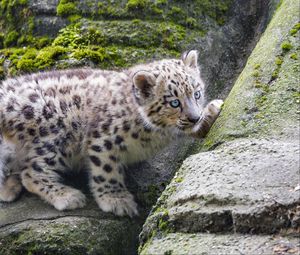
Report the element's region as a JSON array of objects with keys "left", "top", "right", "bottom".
[{"left": 132, "top": 50, "right": 206, "bottom": 134}]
